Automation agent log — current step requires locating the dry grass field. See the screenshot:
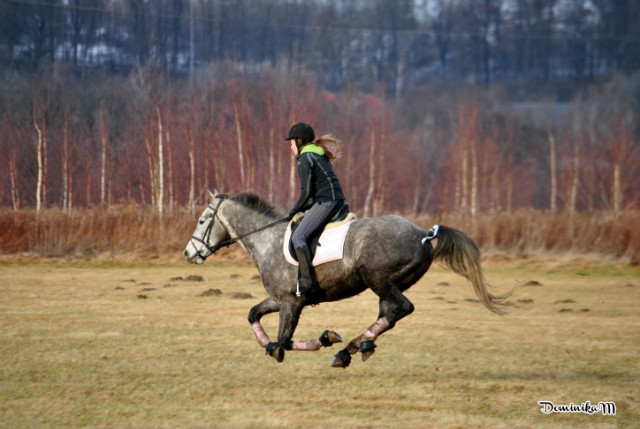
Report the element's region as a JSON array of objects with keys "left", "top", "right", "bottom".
[{"left": 0, "top": 255, "right": 638, "bottom": 429}]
